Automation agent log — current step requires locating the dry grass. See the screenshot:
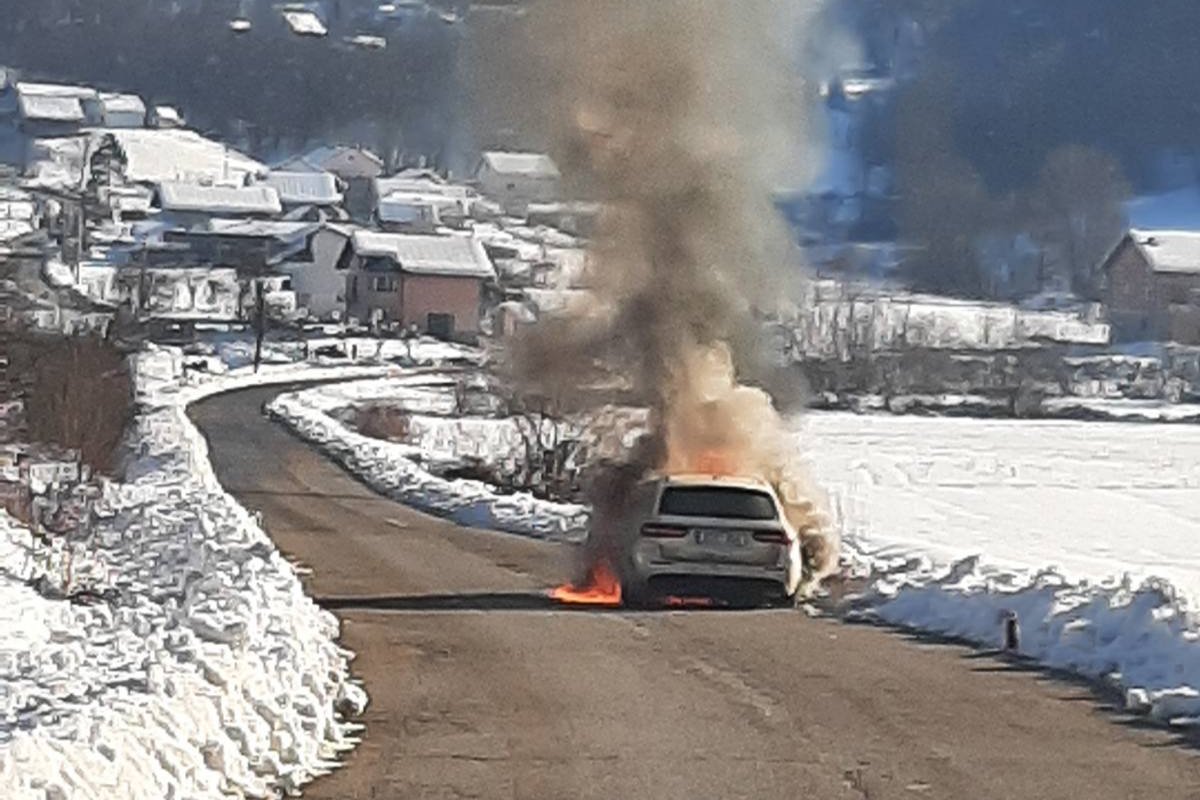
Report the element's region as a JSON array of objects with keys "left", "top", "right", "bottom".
[{"left": 6, "top": 334, "right": 132, "bottom": 473}]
